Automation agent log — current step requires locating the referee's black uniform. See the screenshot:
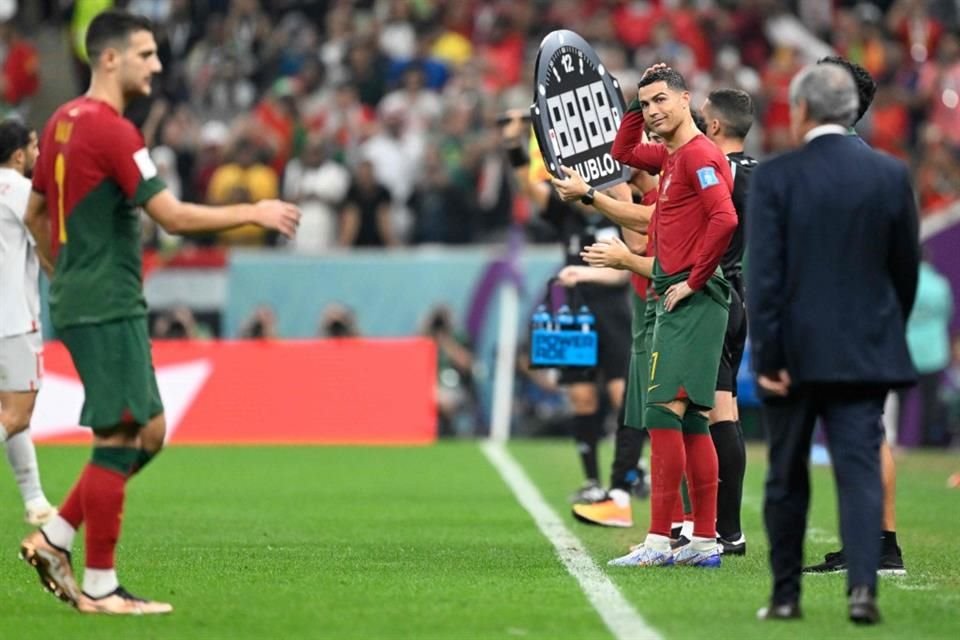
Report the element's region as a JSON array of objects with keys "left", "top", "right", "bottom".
[{"left": 715, "top": 151, "right": 758, "bottom": 396}]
